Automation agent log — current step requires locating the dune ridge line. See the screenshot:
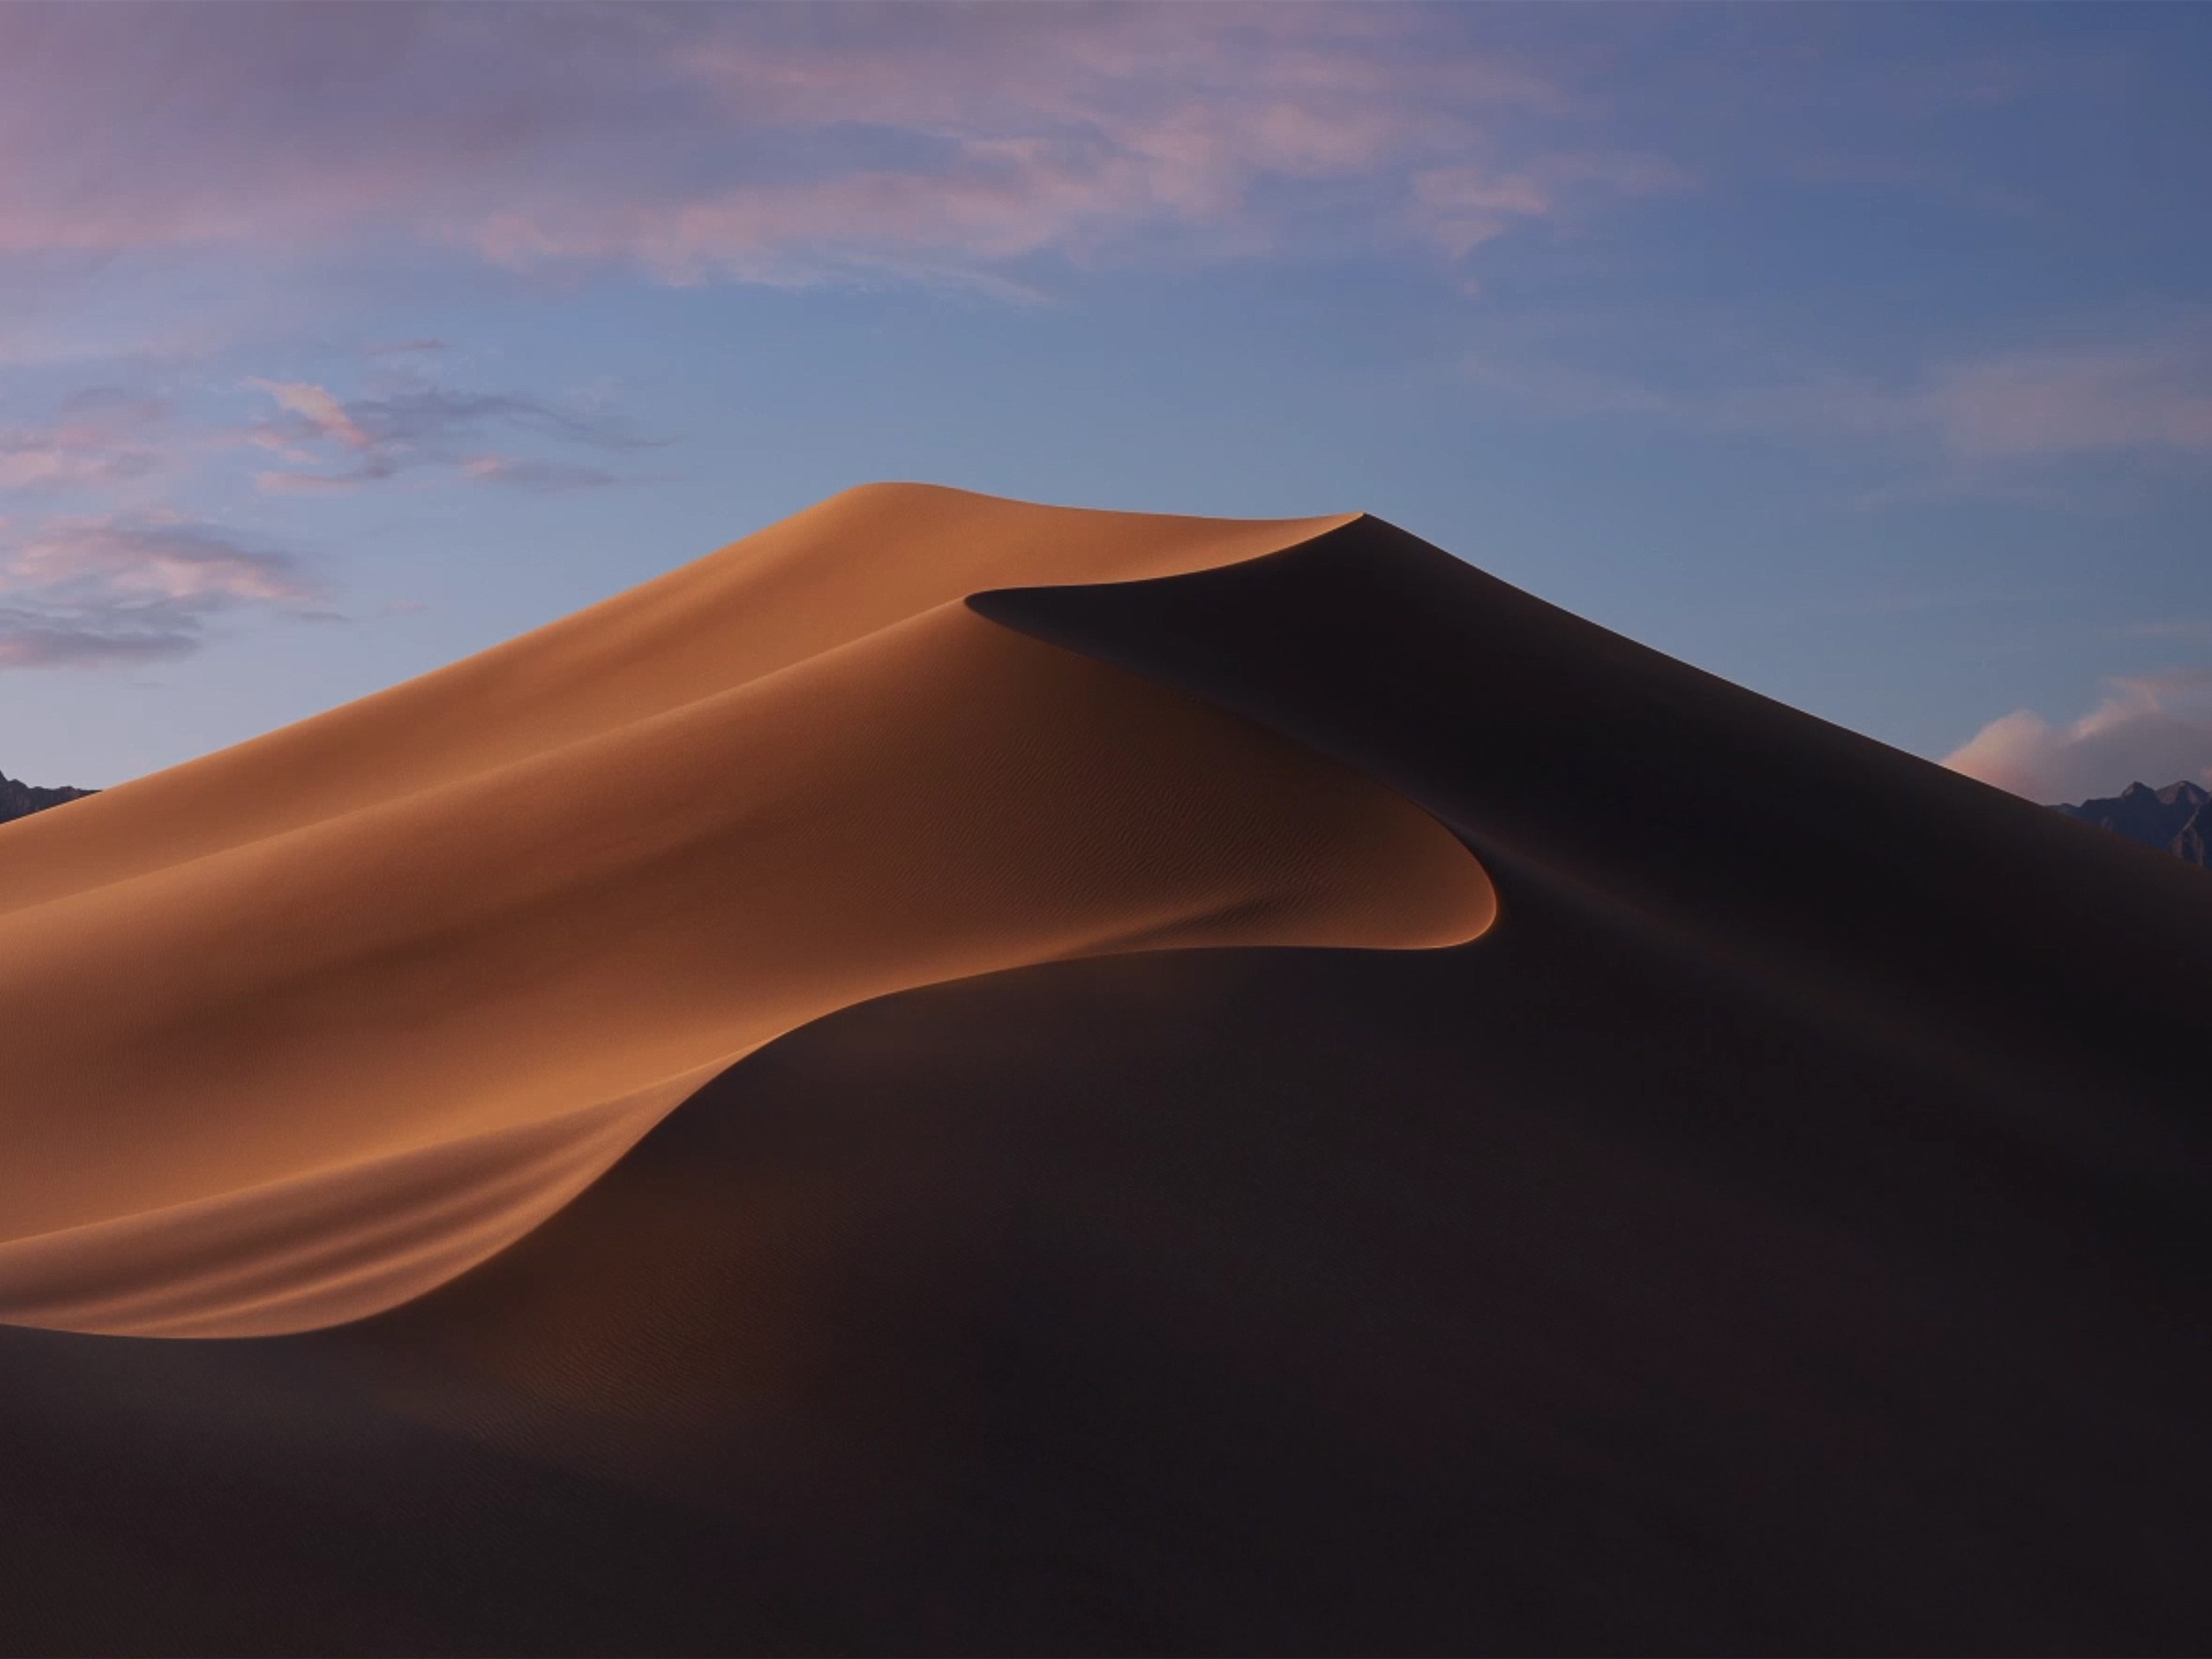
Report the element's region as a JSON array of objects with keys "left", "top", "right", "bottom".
[{"left": 0, "top": 484, "right": 1494, "bottom": 1338}]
